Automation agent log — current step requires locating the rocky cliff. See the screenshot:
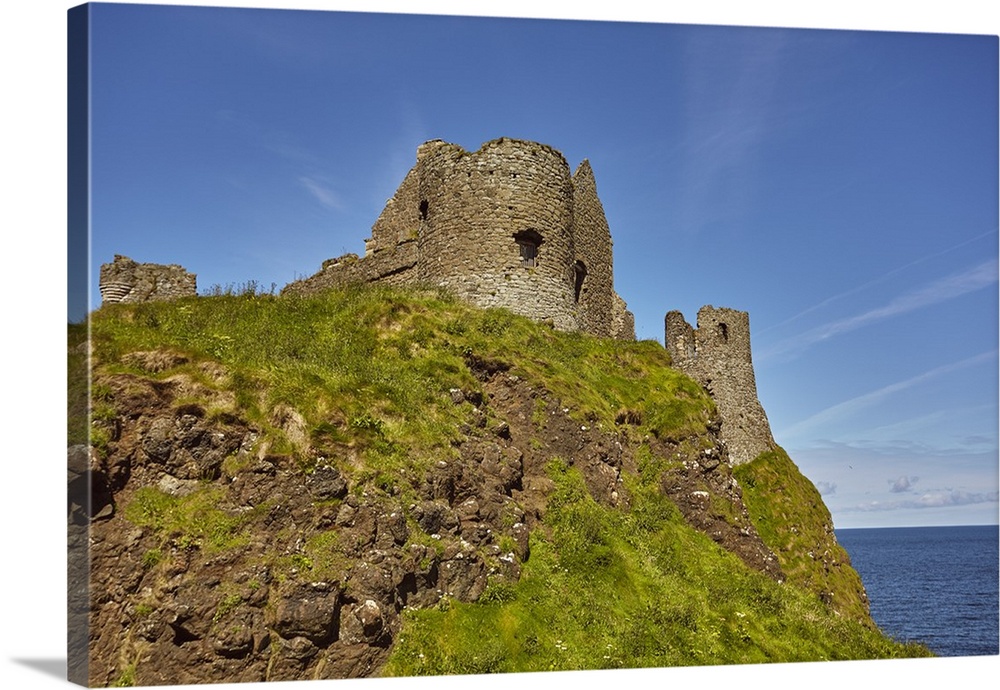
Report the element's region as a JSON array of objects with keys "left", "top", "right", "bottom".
[{"left": 68, "top": 285, "right": 928, "bottom": 686}]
